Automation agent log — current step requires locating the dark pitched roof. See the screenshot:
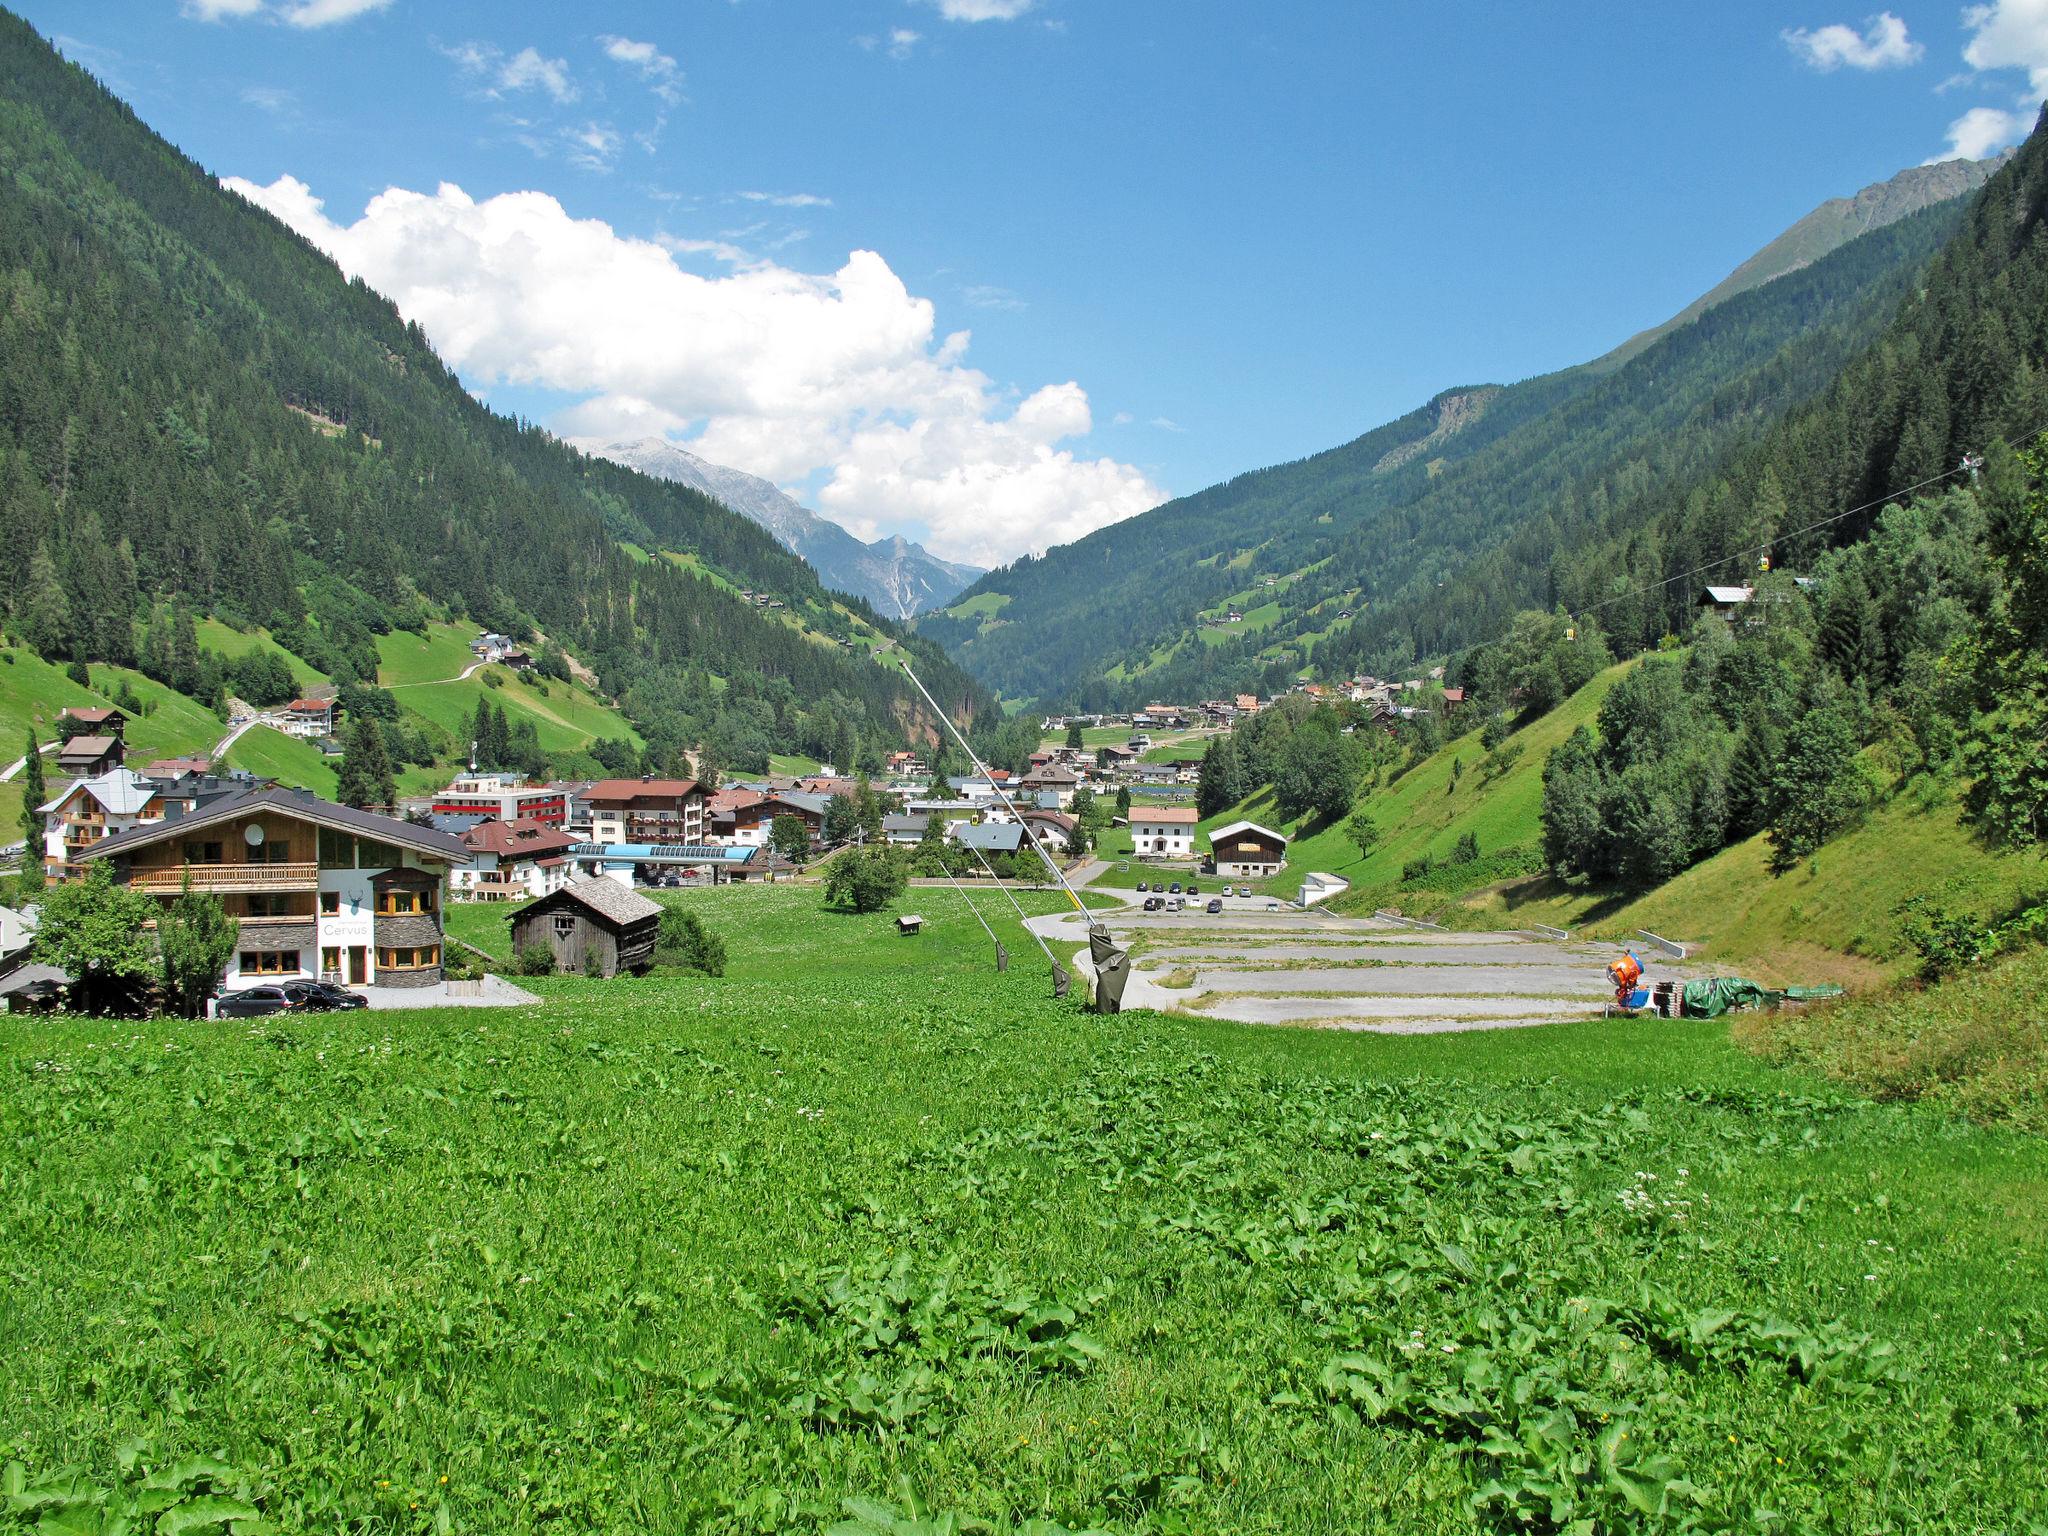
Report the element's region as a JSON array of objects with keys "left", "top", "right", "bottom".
[
  {"left": 58, "top": 735, "right": 121, "bottom": 759},
  {"left": 515, "top": 875, "right": 662, "bottom": 928},
  {"left": 80, "top": 785, "right": 469, "bottom": 864}
]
